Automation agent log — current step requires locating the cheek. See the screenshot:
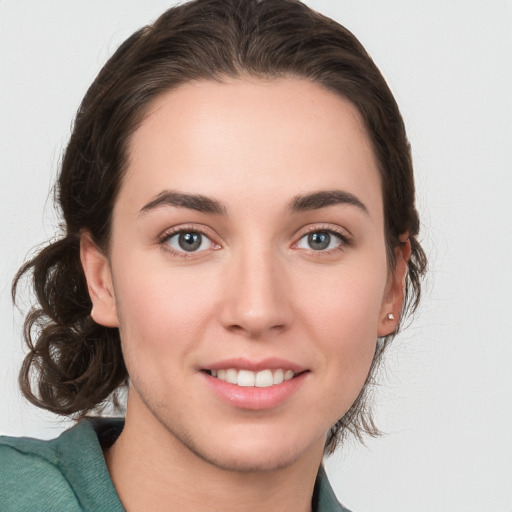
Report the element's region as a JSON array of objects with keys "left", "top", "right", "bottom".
[
  {"left": 296, "top": 258, "right": 387, "bottom": 335},
  {"left": 112, "top": 259, "right": 217, "bottom": 361},
  {"left": 286, "top": 263, "right": 387, "bottom": 425},
  {"left": 292, "top": 257, "right": 387, "bottom": 374}
]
